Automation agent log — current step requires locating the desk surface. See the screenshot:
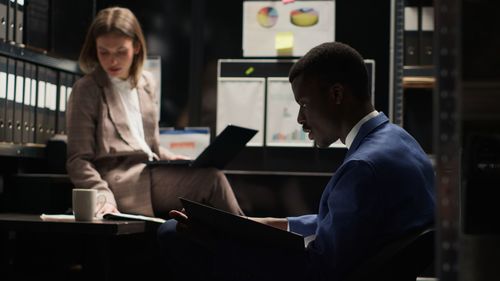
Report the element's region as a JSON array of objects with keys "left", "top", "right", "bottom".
[{"left": 0, "top": 213, "right": 158, "bottom": 236}]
